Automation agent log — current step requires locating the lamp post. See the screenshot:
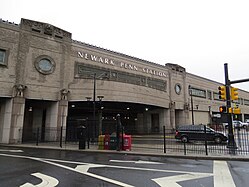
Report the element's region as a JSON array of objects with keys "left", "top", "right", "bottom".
[
  {"left": 189, "top": 86, "right": 194, "bottom": 125},
  {"left": 208, "top": 106, "right": 211, "bottom": 125},
  {"left": 90, "top": 72, "right": 108, "bottom": 139},
  {"left": 93, "top": 73, "right": 96, "bottom": 139},
  {"left": 97, "top": 95, "right": 104, "bottom": 135}
]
